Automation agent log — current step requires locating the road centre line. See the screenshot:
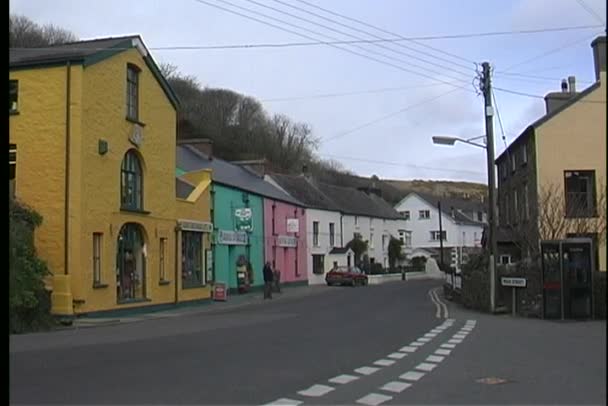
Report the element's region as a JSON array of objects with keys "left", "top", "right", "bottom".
[{"left": 356, "top": 393, "right": 393, "bottom": 406}]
